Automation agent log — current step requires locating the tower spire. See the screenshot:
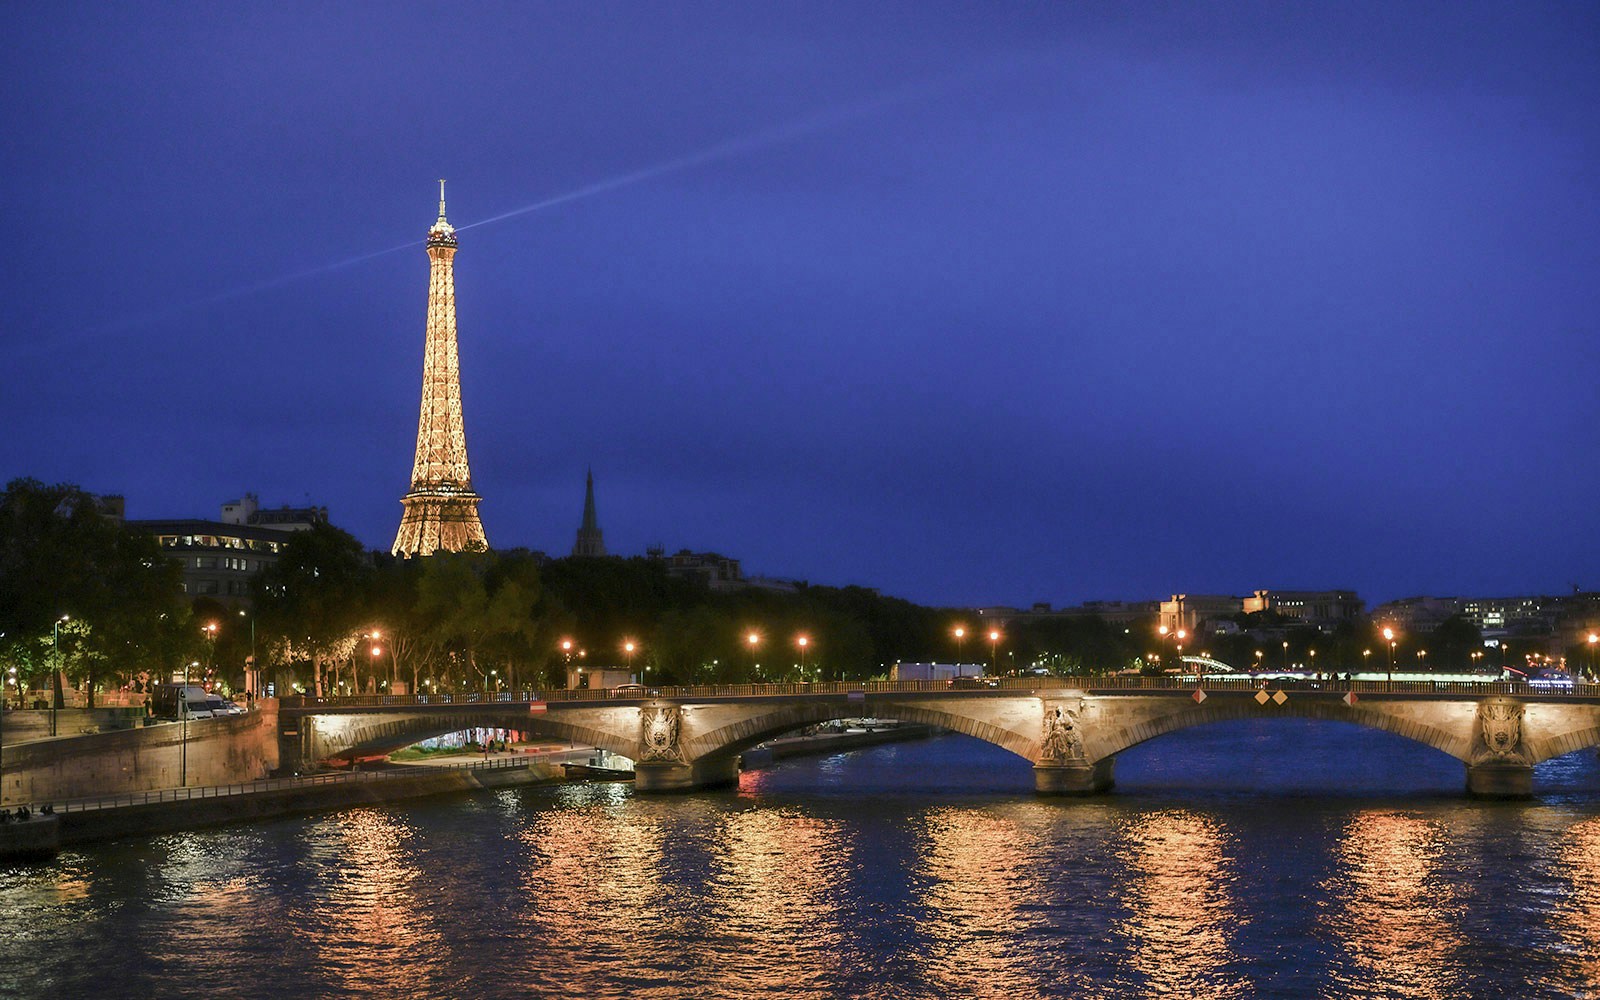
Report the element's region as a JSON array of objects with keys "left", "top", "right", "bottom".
[
  {"left": 572, "top": 468, "right": 607, "bottom": 558},
  {"left": 393, "top": 184, "right": 486, "bottom": 557}
]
